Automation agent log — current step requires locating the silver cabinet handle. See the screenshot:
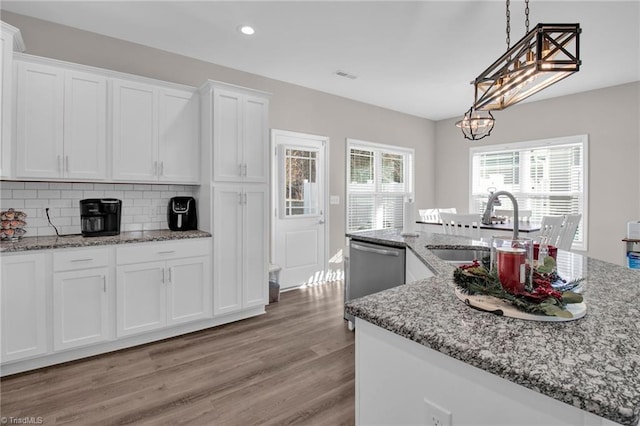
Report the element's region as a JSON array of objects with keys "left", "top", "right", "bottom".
[
  {"left": 351, "top": 242, "right": 400, "bottom": 257},
  {"left": 238, "top": 164, "right": 243, "bottom": 176},
  {"left": 243, "top": 192, "right": 247, "bottom": 205},
  {"left": 162, "top": 268, "right": 165, "bottom": 284},
  {"left": 57, "top": 155, "right": 62, "bottom": 172},
  {"left": 71, "top": 258, "right": 94, "bottom": 262},
  {"left": 65, "top": 156, "right": 69, "bottom": 172},
  {"left": 153, "top": 161, "right": 158, "bottom": 176},
  {"left": 157, "top": 250, "right": 175, "bottom": 254},
  {"left": 242, "top": 164, "right": 248, "bottom": 177},
  {"left": 103, "top": 275, "right": 106, "bottom": 293},
  {"left": 160, "top": 161, "right": 164, "bottom": 176},
  {"left": 167, "top": 267, "right": 172, "bottom": 284}
]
